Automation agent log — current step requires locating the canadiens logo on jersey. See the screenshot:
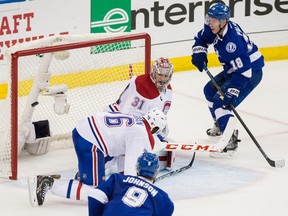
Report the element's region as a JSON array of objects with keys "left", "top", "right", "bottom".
[
  {"left": 226, "top": 42, "right": 237, "bottom": 53},
  {"left": 163, "top": 101, "right": 171, "bottom": 114}
]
